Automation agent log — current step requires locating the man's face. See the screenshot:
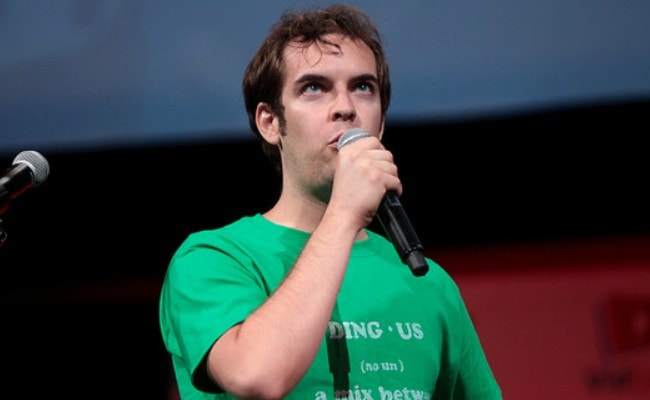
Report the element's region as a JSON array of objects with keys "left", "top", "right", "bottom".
[{"left": 278, "top": 34, "right": 384, "bottom": 200}]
